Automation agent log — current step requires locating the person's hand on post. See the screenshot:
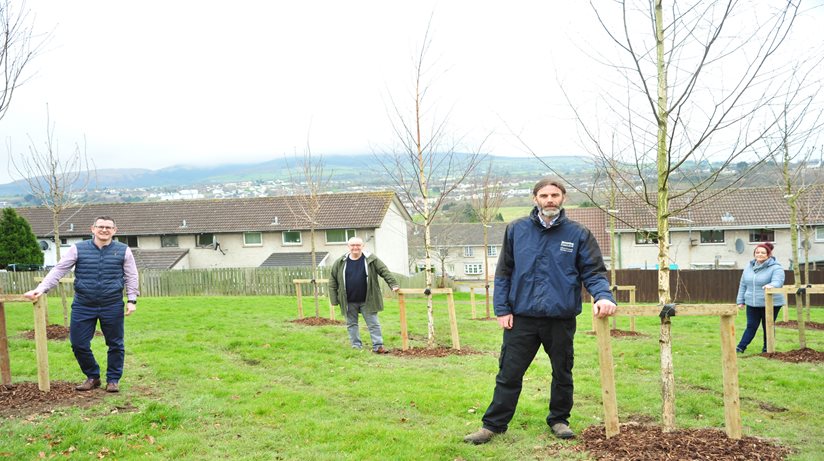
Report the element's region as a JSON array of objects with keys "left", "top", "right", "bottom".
[
  {"left": 392, "top": 286, "right": 400, "bottom": 293},
  {"left": 497, "top": 314, "right": 513, "bottom": 330},
  {"left": 23, "top": 290, "right": 42, "bottom": 301},
  {"left": 125, "top": 302, "right": 136, "bottom": 316},
  {"left": 593, "top": 299, "right": 617, "bottom": 319}
]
